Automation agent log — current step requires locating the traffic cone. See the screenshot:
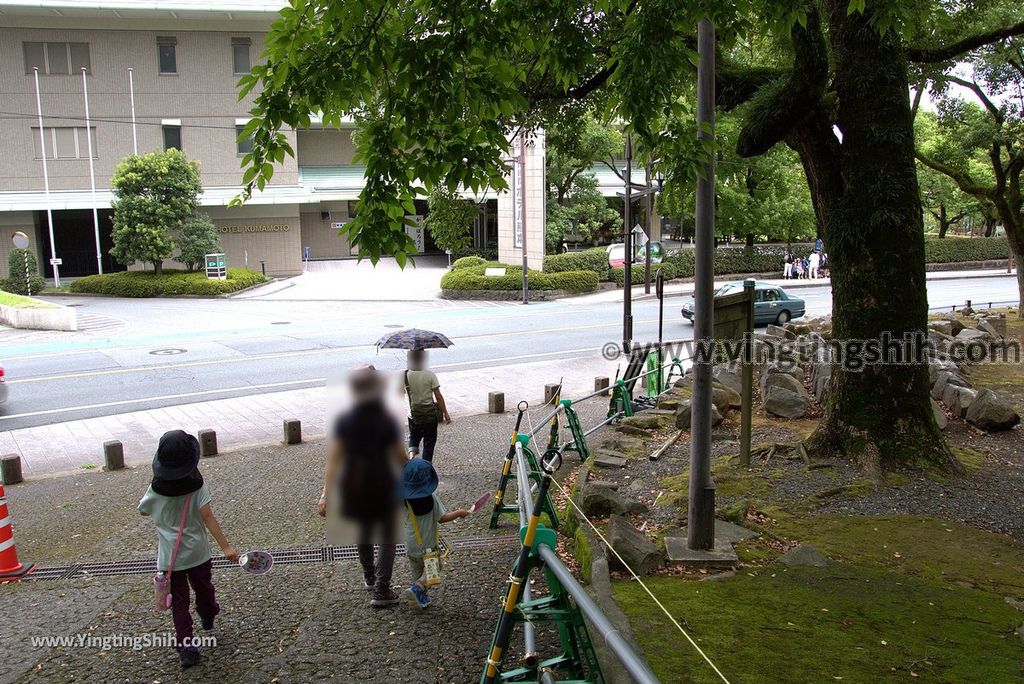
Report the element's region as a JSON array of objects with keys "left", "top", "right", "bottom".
[{"left": 0, "top": 484, "right": 33, "bottom": 581}]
